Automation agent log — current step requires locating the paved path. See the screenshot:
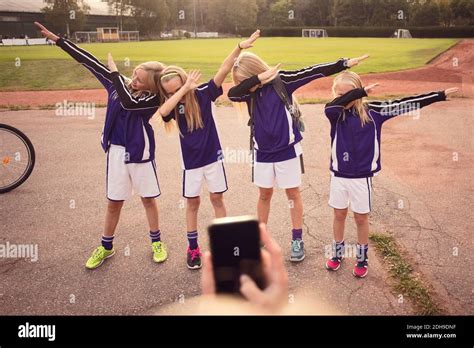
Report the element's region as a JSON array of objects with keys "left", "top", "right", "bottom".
[{"left": 1, "top": 100, "right": 472, "bottom": 314}]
